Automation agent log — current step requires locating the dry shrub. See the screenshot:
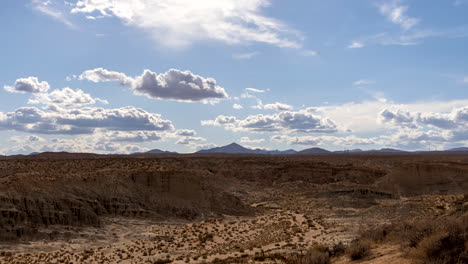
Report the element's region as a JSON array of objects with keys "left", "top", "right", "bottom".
[
  {"left": 358, "top": 215, "right": 468, "bottom": 264},
  {"left": 329, "top": 241, "right": 346, "bottom": 257},
  {"left": 408, "top": 217, "right": 468, "bottom": 264},
  {"left": 346, "top": 239, "right": 371, "bottom": 260},
  {"left": 285, "top": 250, "right": 330, "bottom": 264},
  {"left": 259, "top": 245, "right": 331, "bottom": 264}
]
